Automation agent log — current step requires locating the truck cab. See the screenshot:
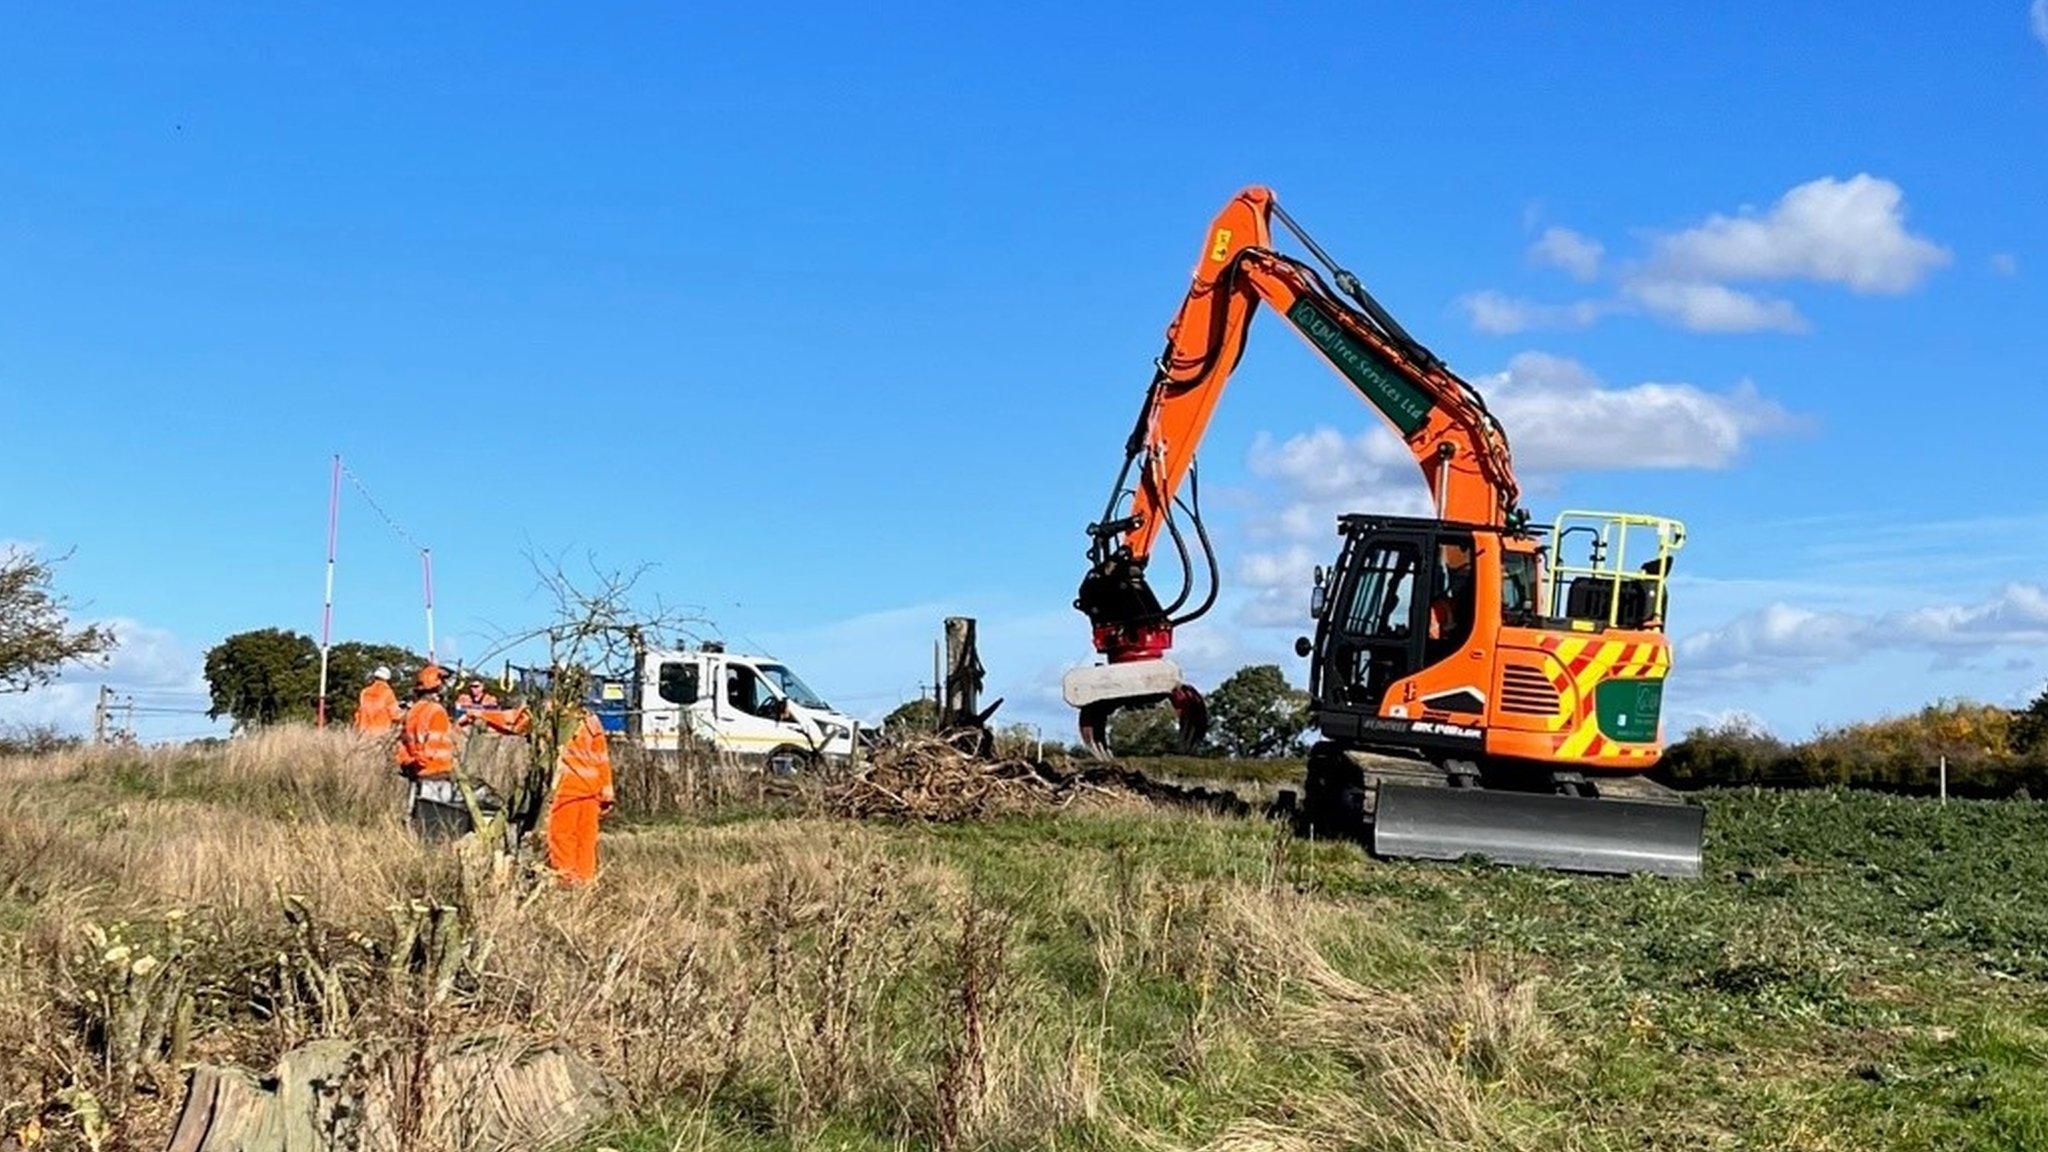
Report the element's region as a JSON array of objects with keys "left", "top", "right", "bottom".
[{"left": 635, "top": 643, "right": 859, "bottom": 766}]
